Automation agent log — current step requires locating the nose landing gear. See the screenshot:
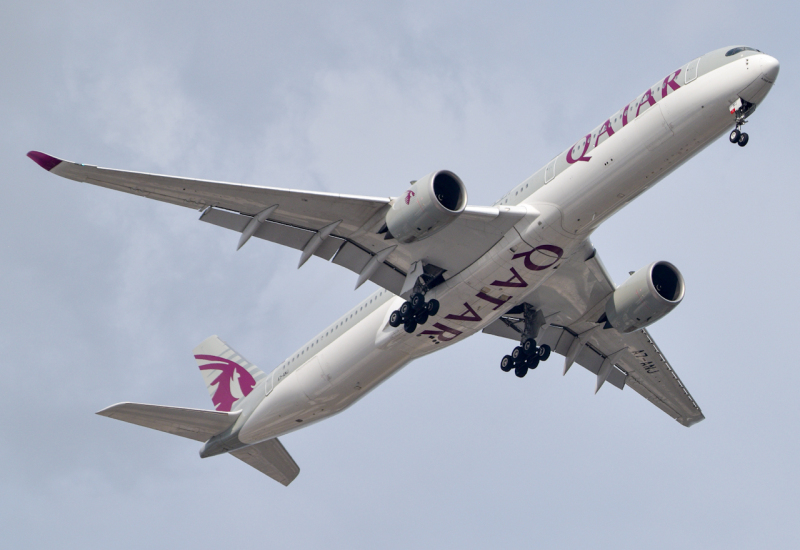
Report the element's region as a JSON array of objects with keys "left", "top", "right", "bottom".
[
  {"left": 729, "top": 98, "right": 755, "bottom": 147},
  {"left": 729, "top": 127, "right": 749, "bottom": 147},
  {"left": 388, "top": 292, "right": 440, "bottom": 334}
]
